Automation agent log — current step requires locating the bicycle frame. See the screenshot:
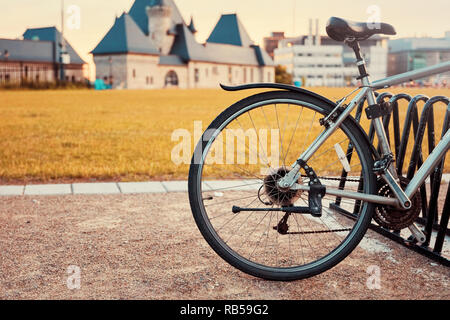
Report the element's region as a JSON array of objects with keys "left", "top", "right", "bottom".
[{"left": 283, "top": 59, "right": 450, "bottom": 208}]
